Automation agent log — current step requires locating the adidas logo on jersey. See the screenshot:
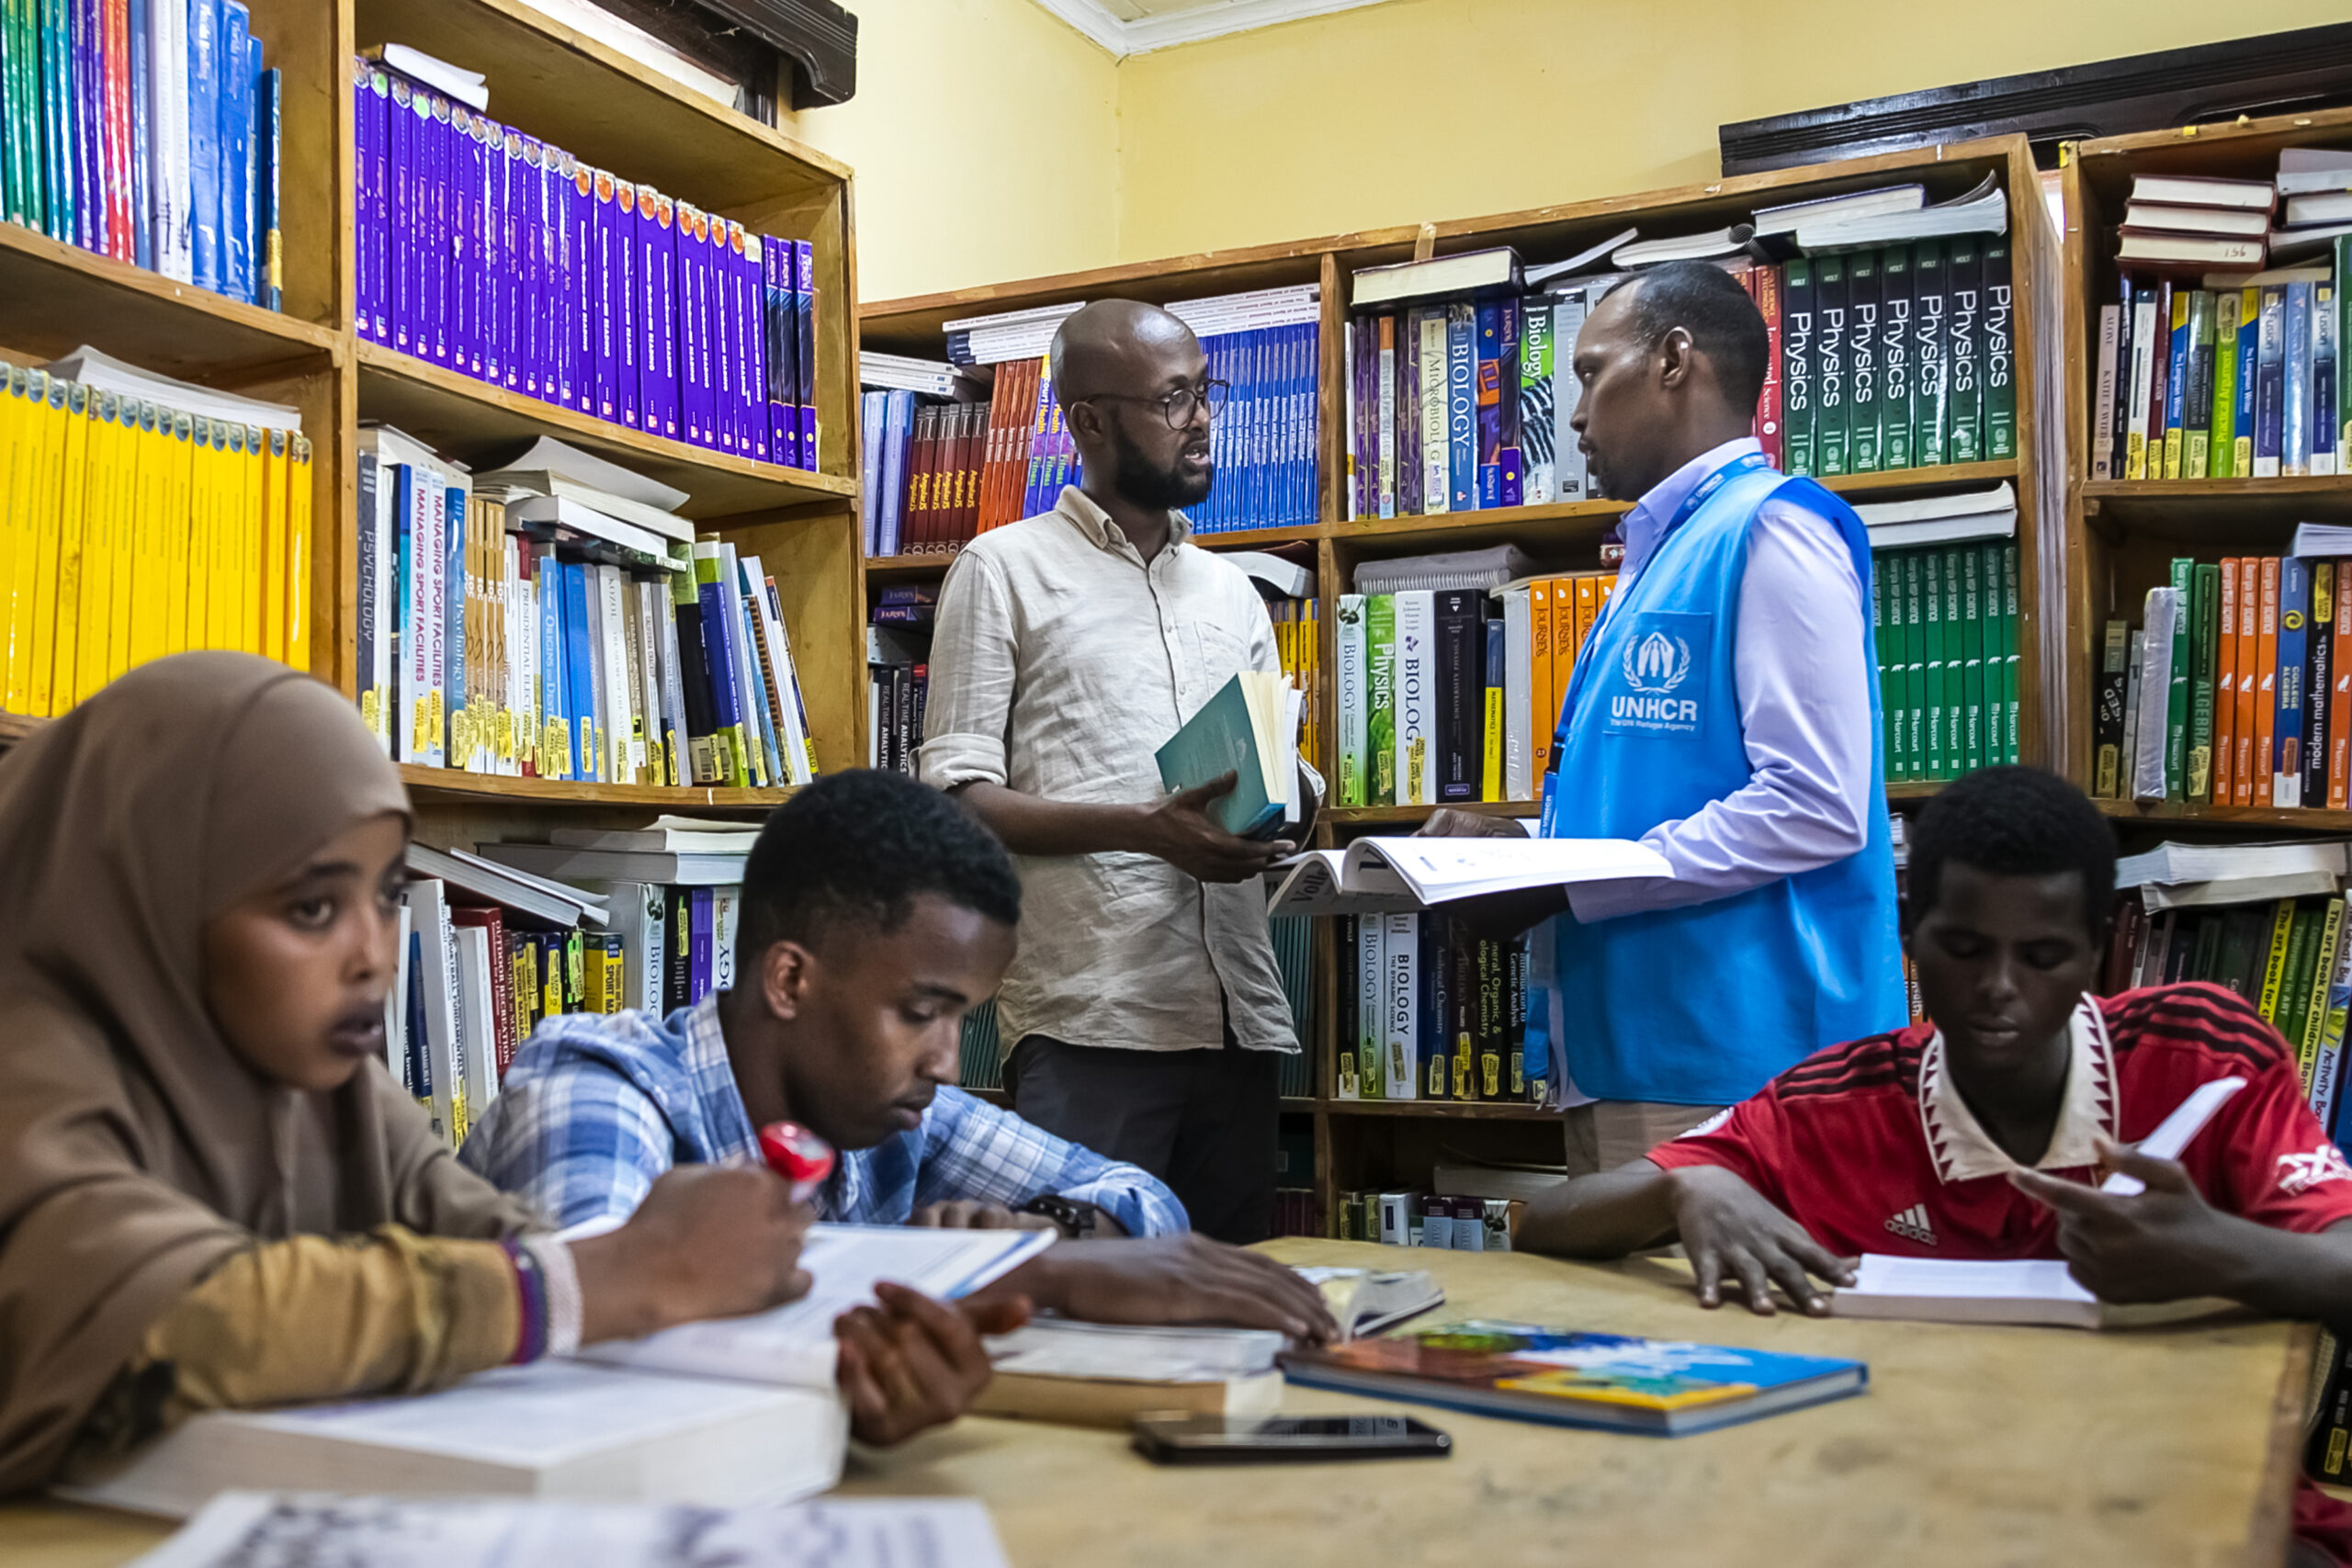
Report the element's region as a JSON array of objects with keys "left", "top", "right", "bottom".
[{"left": 1883, "top": 1203, "right": 1938, "bottom": 1246}]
